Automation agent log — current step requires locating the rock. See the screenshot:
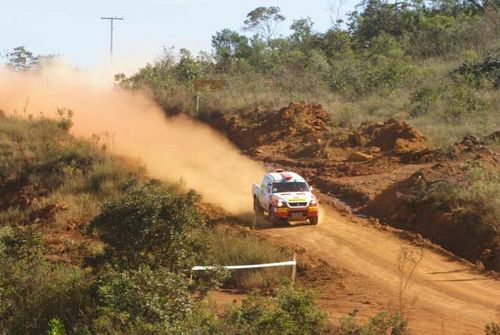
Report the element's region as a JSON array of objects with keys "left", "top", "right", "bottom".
[
  {"left": 461, "top": 135, "right": 482, "bottom": 146},
  {"left": 357, "top": 118, "right": 427, "bottom": 152},
  {"left": 394, "top": 138, "right": 427, "bottom": 155},
  {"left": 349, "top": 131, "right": 368, "bottom": 147},
  {"left": 348, "top": 150, "right": 373, "bottom": 162},
  {"left": 483, "top": 130, "right": 500, "bottom": 143}
]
